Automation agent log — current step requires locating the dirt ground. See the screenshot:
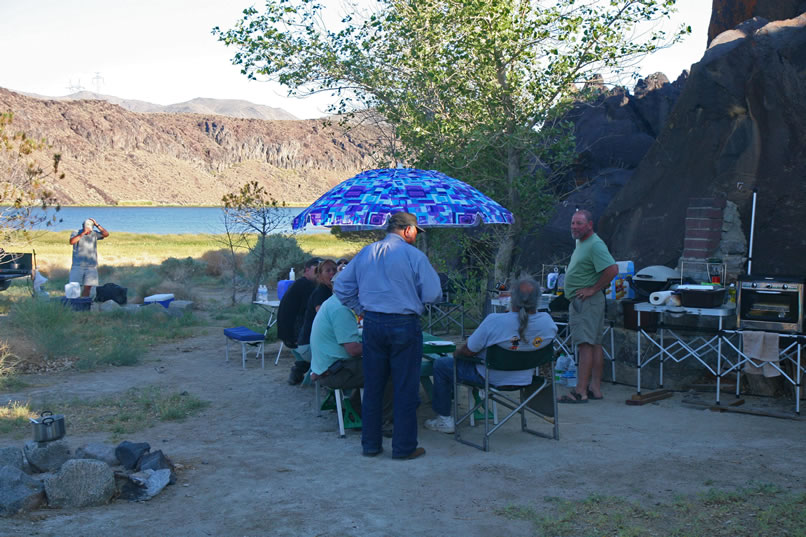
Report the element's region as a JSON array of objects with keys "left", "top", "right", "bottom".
[{"left": 2, "top": 309, "right": 806, "bottom": 537}]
